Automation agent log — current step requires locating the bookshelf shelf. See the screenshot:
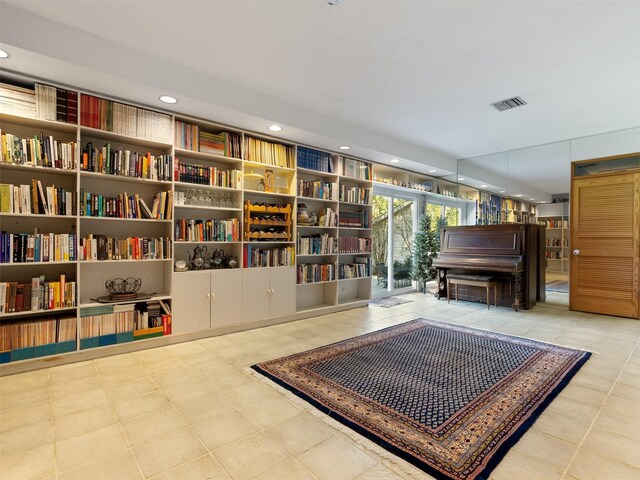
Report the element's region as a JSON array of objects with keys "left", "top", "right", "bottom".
[
  {"left": 297, "top": 196, "right": 336, "bottom": 204},
  {"left": 0, "top": 212, "right": 75, "bottom": 218},
  {"left": 296, "top": 253, "right": 338, "bottom": 257},
  {"left": 0, "top": 261, "right": 75, "bottom": 267},
  {"left": 0, "top": 163, "right": 77, "bottom": 176},
  {"left": 174, "top": 147, "right": 241, "bottom": 166},
  {"left": 0, "top": 112, "right": 78, "bottom": 133},
  {"left": 79, "top": 217, "right": 172, "bottom": 223},
  {"left": 297, "top": 225, "right": 338, "bottom": 230},
  {"left": 80, "top": 294, "right": 171, "bottom": 309},
  {"left": 174, "top": 205, "right": 242, "bottom": 212},
  {"left": 0, "top": 306, "right": 77, "bottom": 319},
  {"left": 297, "top": 167, "right": 337, "bottom": 178},
  {"left": 80, "top": 126, "right": 172, "bottom": 150},
  {"left": 244, "top": 160, "right": 295, "bottom": 173},
  {"left": 79, "top": 259, "right": 172, "bottom": 264},
  {"left": 173, "top": 181, "right": 240, "bottom": 192},
  {"left": 297, "top": 280, "right": 337, "bottom": 286},
  {"left": 338, "top": 226, "right": 372, "bottom": 231},
  {"left": 244, "top": 189, "right": 294, "bottom": 198},
  {"left": 80, "top": 171, "right": 173, "bottom": 186},
  {"left": 174, "top": 240, "right": 242, "bottom": 245}
]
